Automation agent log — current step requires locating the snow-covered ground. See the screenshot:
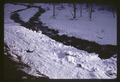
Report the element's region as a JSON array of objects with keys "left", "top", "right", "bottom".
[
  {"left": 18, "top": 8, "right": 38, "bottom": 22},
  {"left": 4, "top": 3, "right": 117, "bottom": 79},
  {"left": 39, "top": 3, "right": 117, "bottom": 45},
  {"left": 4, "top": 3, "right": 26, "bottom": 25}
]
